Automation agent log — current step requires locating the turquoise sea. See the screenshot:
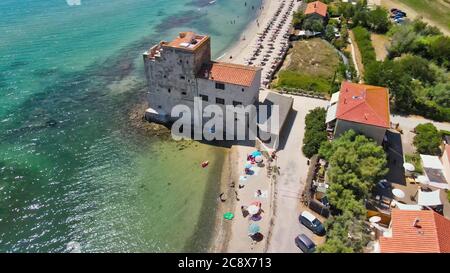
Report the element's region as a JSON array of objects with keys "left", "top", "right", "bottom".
[{"left": 0, "top": 0, "right": 262, "bottom": 252}]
